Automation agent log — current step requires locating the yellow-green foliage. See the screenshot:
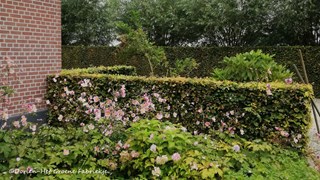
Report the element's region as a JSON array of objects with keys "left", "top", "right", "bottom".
[
  {"left": 61, "top": 65, "right": 137, "bottom": 76},
  {"left": 47, "top": 72, "right": 313, "bottom": 150}
]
